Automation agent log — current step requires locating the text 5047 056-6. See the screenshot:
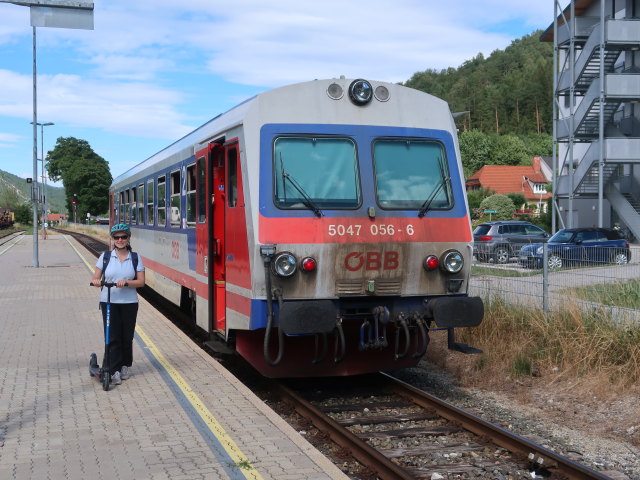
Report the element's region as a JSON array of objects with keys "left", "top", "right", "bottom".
[{"left": 328, "top": 224, "right": 415, "bottom": 237}]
